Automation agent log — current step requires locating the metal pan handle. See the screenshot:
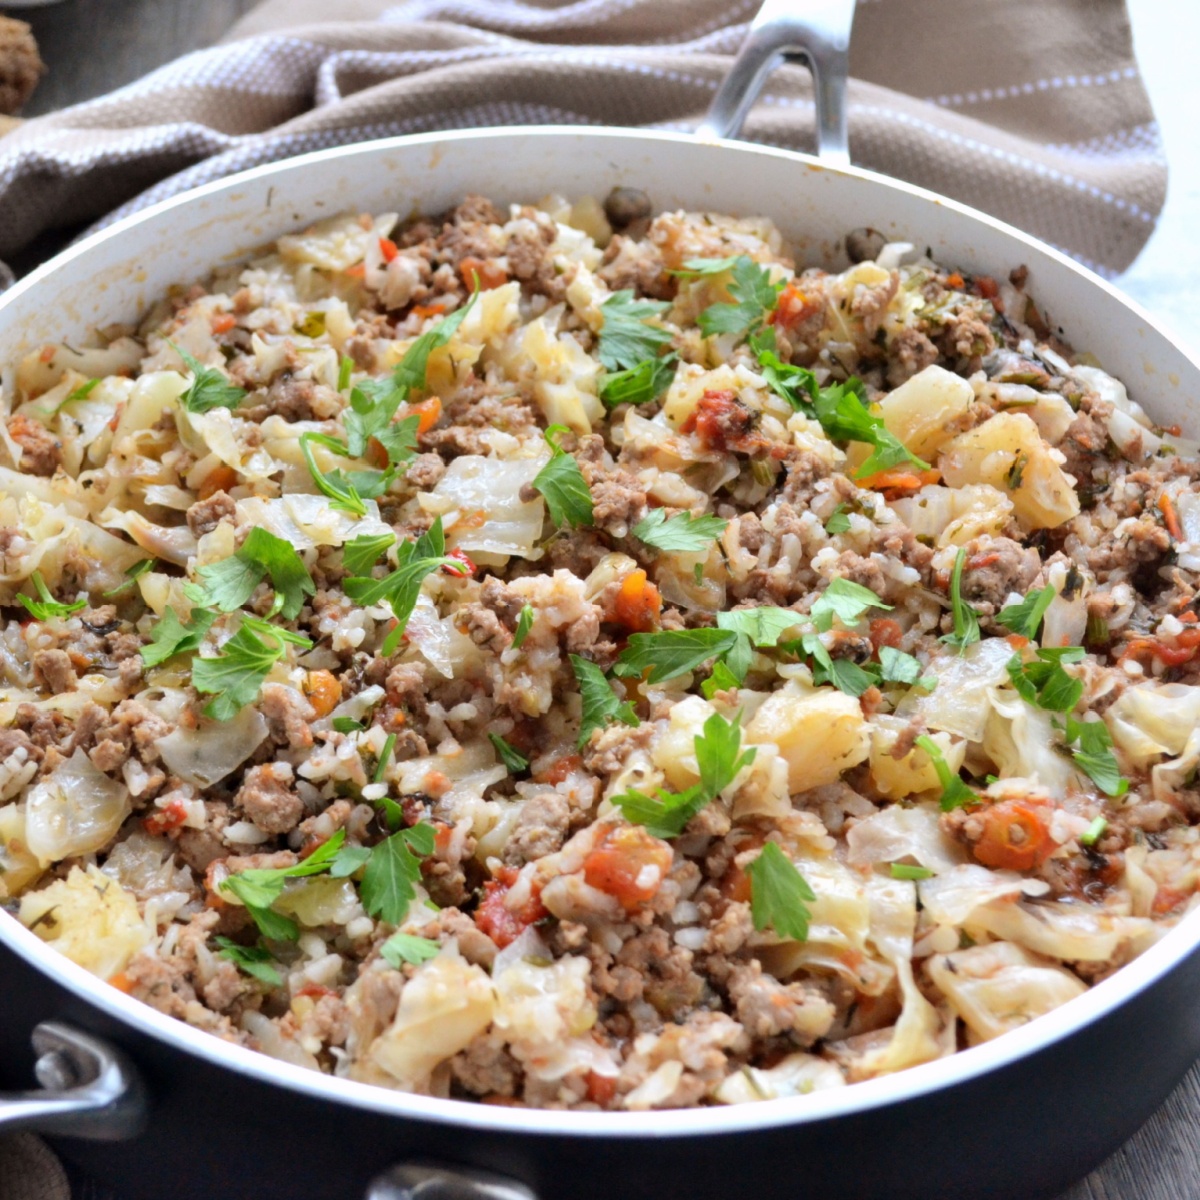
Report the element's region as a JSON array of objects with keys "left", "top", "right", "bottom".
[
  {"left": 696, "top": 0, "right": 856, "bottom": 165},
  {"left": 366, "top": 1162, "right": 538, "bottom": 1200},
  {"left": 0, "top": 1022, "right": 146, "bottom": 1141}
]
